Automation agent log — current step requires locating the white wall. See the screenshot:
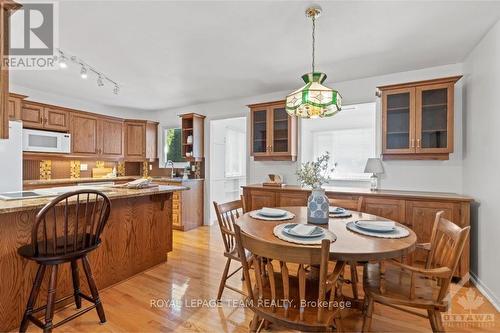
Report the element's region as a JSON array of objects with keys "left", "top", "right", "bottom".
[
  {"left": 463, "top": 20, "right": 500, "bottom": 309},
  {"left": 10, "top": 84, "right": 152, "bottom": 120},
  {"left": 152, "top": 63, "right": 464, "bottom": 192}
]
